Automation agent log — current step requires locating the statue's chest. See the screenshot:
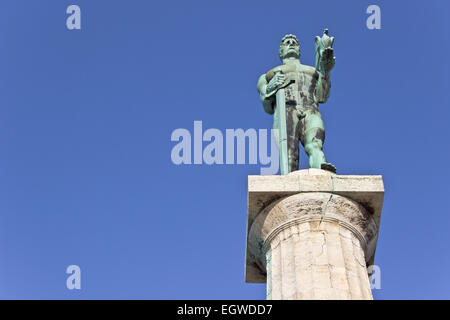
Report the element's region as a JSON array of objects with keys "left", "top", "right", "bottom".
[
  {"left": 266, "top": 66, "right": 319, "bottom": 96},
  {"left": 285, "top": 72, "right": 318, "bottom": 96},
  {"left": 284, "top": 72, "right": 319, "bottom": 105}
]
